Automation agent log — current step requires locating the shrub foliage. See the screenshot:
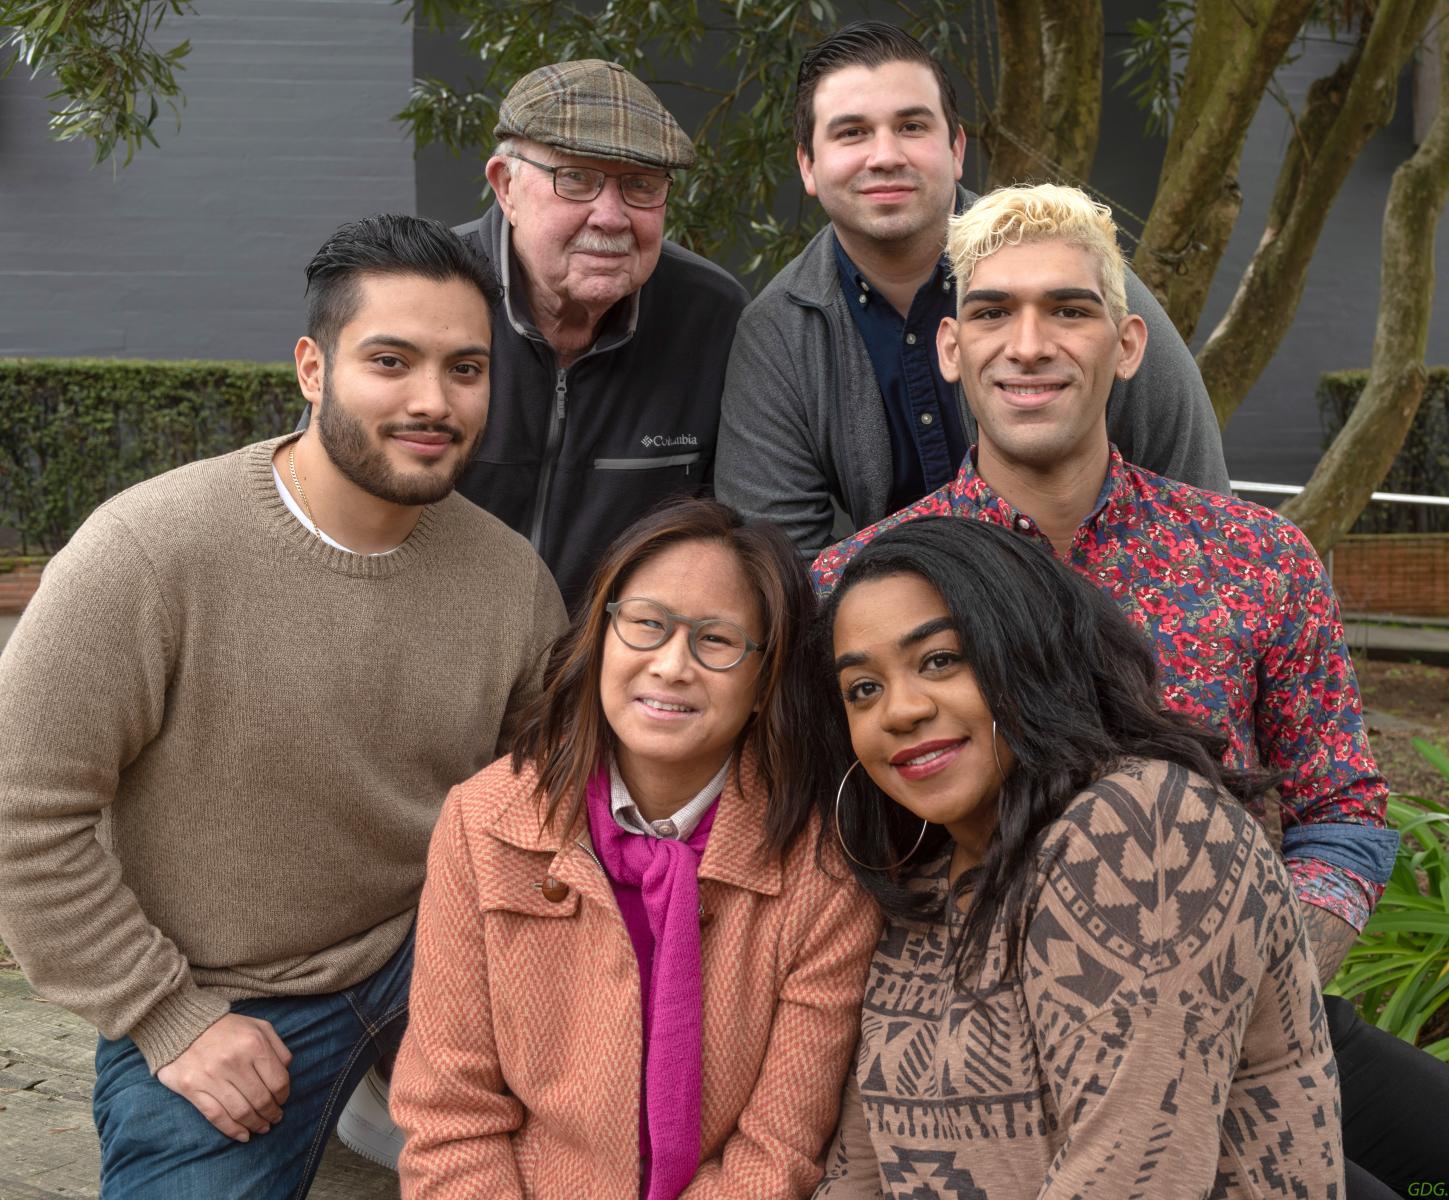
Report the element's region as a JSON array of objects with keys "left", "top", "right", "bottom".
[
  {"left": 1329, "top": 740, "right": 1449, "bottom": 1063},
  {"left": 0, "top": 358, "right": 295, "bottom": 554},
  {"left": 1318, "top": 367, "right": 1449, "bottom": 534}
]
